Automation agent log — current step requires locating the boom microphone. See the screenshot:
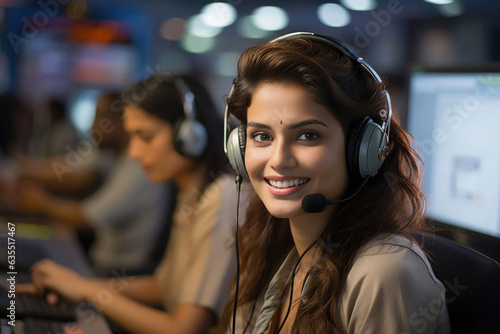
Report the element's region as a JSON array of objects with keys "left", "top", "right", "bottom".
[
  {"left": 301, "top": 177, "right": 371, "bottom": 213},
  {"left": 301, "top": 194, "right": 344, "bottom": 213}
]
